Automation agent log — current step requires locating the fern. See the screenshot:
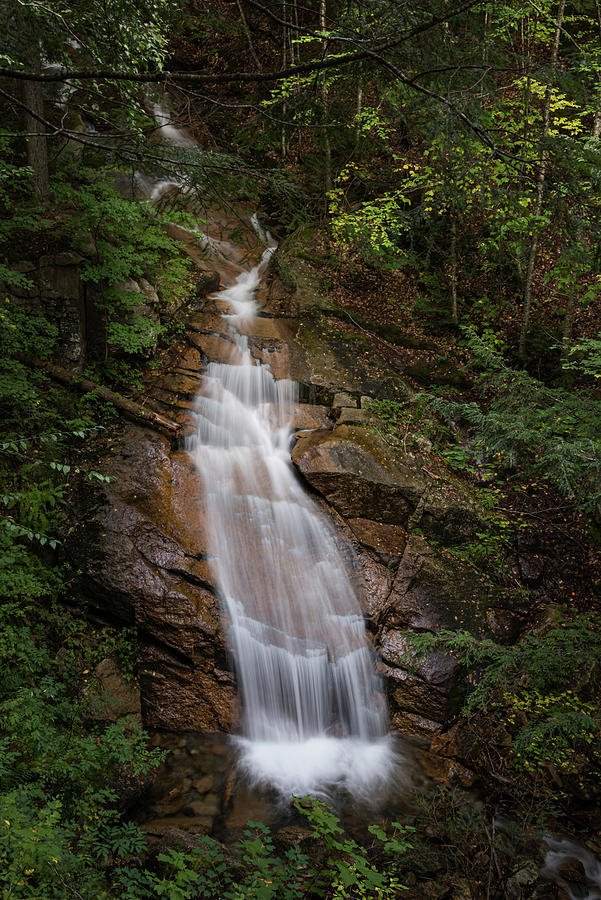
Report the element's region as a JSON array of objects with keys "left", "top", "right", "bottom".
[{"left": 429, "top": 327, "right": 601, "bottom": 510}]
